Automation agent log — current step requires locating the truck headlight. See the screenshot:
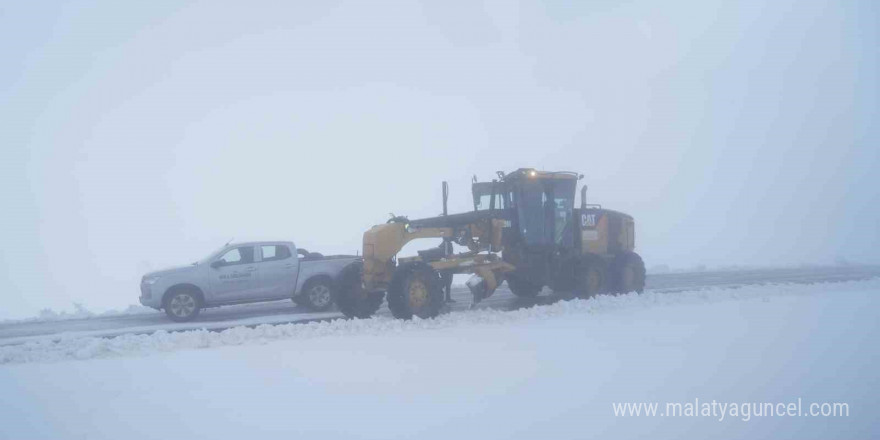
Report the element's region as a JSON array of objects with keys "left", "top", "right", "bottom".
[{"left": 143, "top": 276, "right": 160, "bottom": 285}]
